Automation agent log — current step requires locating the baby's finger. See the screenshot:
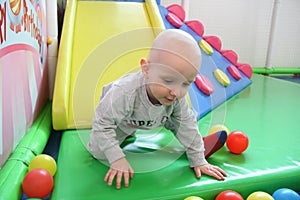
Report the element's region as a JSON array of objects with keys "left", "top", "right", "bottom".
[
  {"left": 107, "top": 169, "right": 117, "bottom": 186},
  {"left": 217, "top": 167, "right": 227, "bottom": 176},
  {"left": 129, "top": 167, "right": 134, "bottom": 179},
  {"left": 194, "top": 167, "right": 202, "bottom": 179},
  {"left": 123, "top": 172, "right": 130, "bottom": 187},
  {"left": 116, "top": 171, "right": 123, "bottom": 189},
  {"left": 211, "top": 166, "right": 227, "bottom": 177},
  {"left": 214, "top": 170, "right": 225, "bottom": 180},
  {"left": 104, "top": 169, "right": 113, "bottom": 182}
]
